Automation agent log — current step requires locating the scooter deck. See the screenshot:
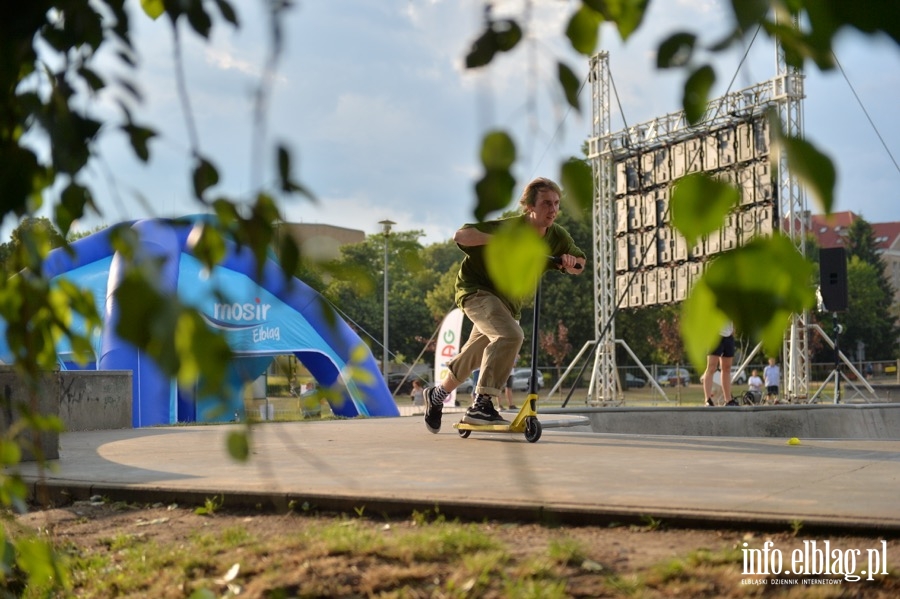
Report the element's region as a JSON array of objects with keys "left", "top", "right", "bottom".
[
  {"left": 454, "top": 422, "right": 524, "bottom": 432},
  {"left": 452, "top": 395, "right": 539, "bottom": 433}
]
